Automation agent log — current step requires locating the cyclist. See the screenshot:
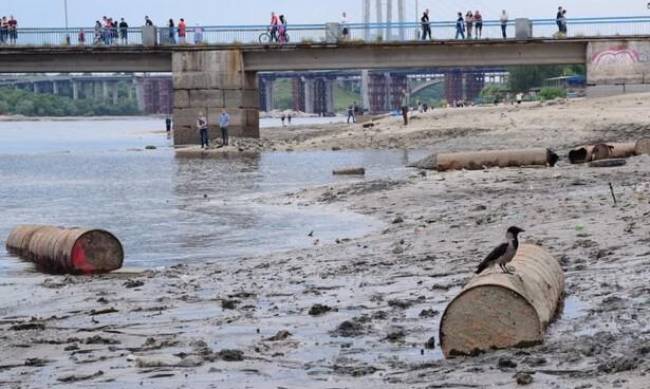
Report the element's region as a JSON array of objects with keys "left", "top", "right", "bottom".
[{"left": 269, "top": 12, "right": 280, "bottom": 42}]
